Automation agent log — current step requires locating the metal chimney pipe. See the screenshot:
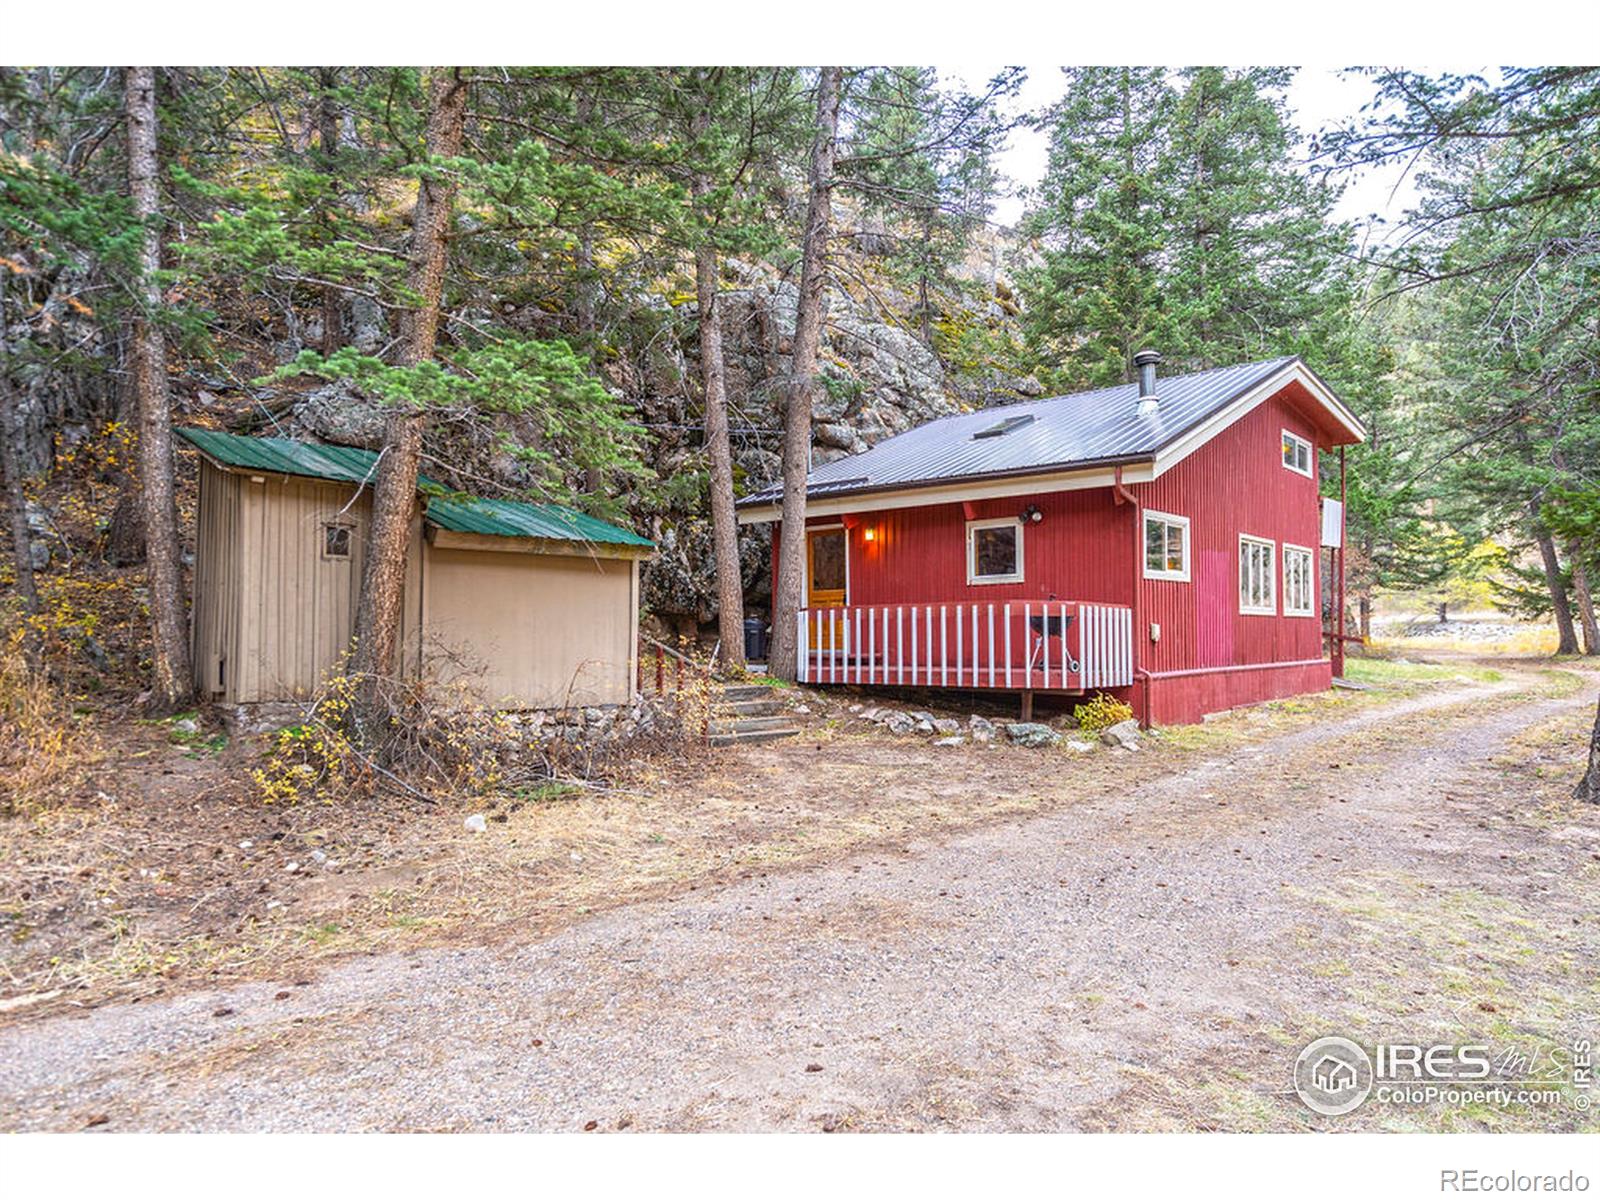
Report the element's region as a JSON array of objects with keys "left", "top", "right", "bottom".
[{"left": 1134, "top": 348, "right": 1162, "bottom": 403}]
